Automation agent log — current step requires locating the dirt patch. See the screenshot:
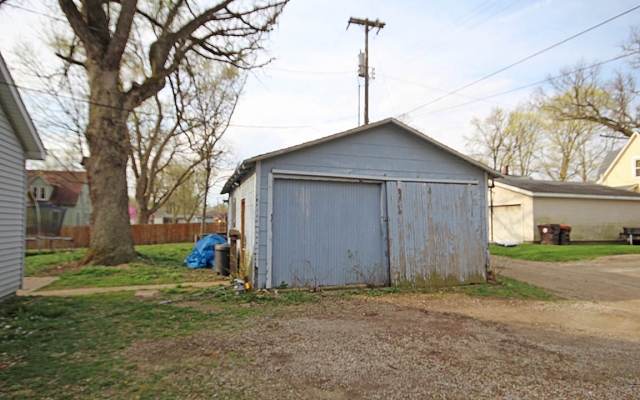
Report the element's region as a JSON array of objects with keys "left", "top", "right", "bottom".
[
  {"left": 172, "top": 301, "right": 227, "bottom": 313},
  {"left": 35, "top": 262, "right": 83, "bottom": 276},
  {"left": 492, "top": 254, "right": 640, "bottom": 302},
  {"left": 124, "top": 297, "right": 640, "bottom": 399},
  {"left": 380, "top": 294, "right": 640, "bottom": 343}
]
